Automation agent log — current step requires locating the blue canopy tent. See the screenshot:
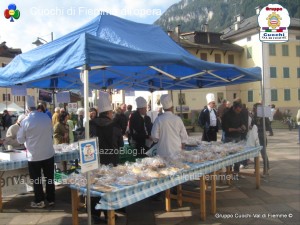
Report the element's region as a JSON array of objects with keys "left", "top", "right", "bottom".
[
  {"left": 0, "top": 12, "right": 263, "bottom": 139},
  {"left": 0, "top": 13, "right": 262, "bottom": 135},
  {"left": 0, "top": 14, "right": 261, "bottom": 90}
]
